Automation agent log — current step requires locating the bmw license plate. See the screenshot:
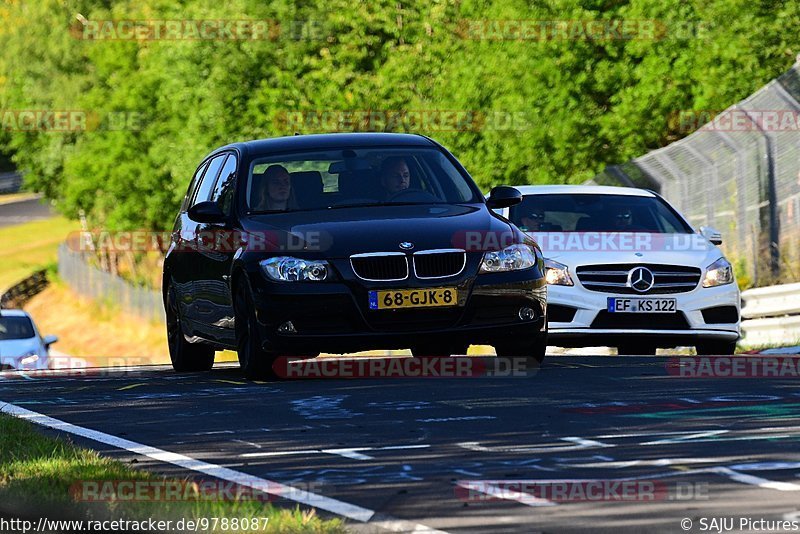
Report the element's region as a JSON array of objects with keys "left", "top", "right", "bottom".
[
  {"left": 607, "top": 297, "right": 676, "bottom": 313},
  {"left": 369, "top": 288, "right": 458, "bottom": 310}
]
